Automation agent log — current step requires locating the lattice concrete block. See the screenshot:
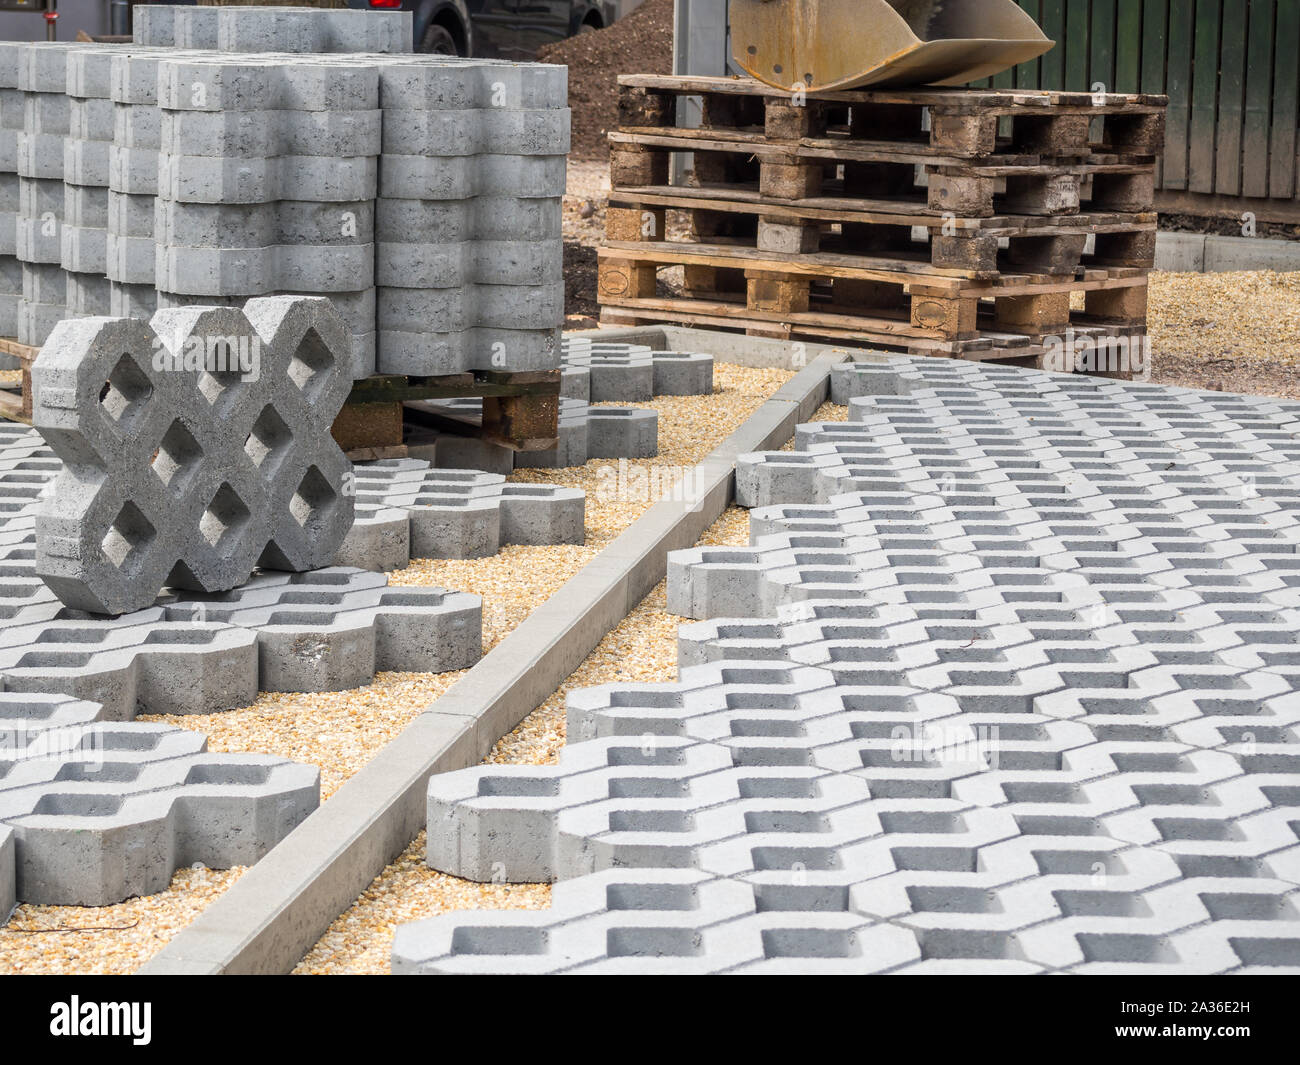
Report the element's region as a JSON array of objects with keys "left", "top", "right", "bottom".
[
  {"left": 32, "top": 295, "right": 355, "bottom": 615},
  {"left": 0, "top": 690, "right": 319, "bottom": 907},
  {"left": 338, "top": 459, "right": 584, "bottom": 568}
]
